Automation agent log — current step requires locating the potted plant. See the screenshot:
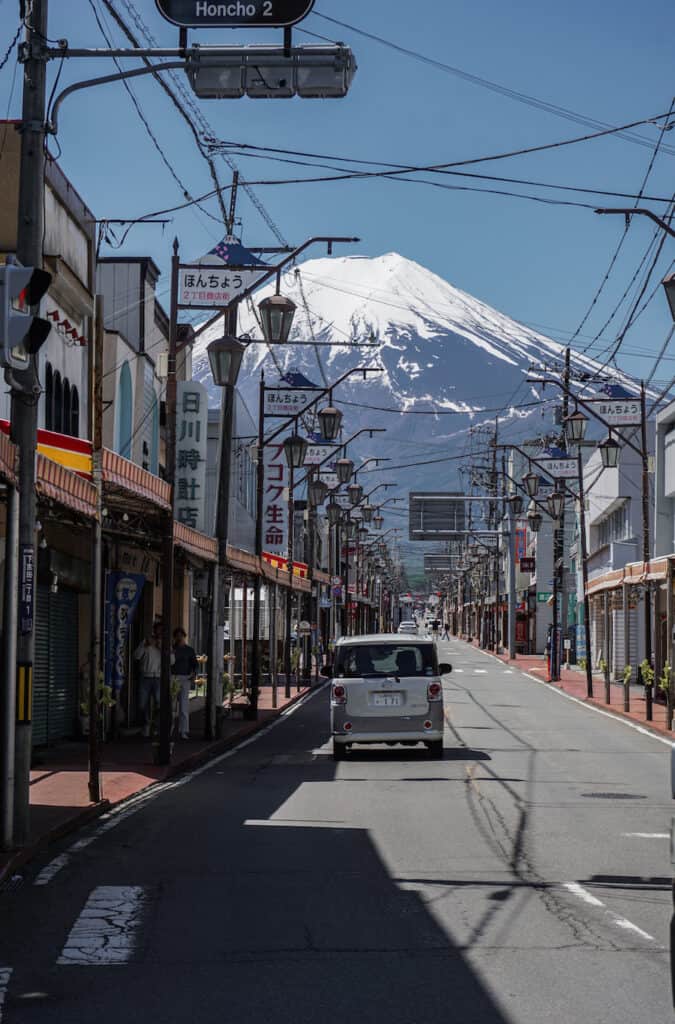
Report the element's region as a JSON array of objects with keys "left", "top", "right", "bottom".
[{"left": 79, "top": 671, "right": 116, "bottom": 737}]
